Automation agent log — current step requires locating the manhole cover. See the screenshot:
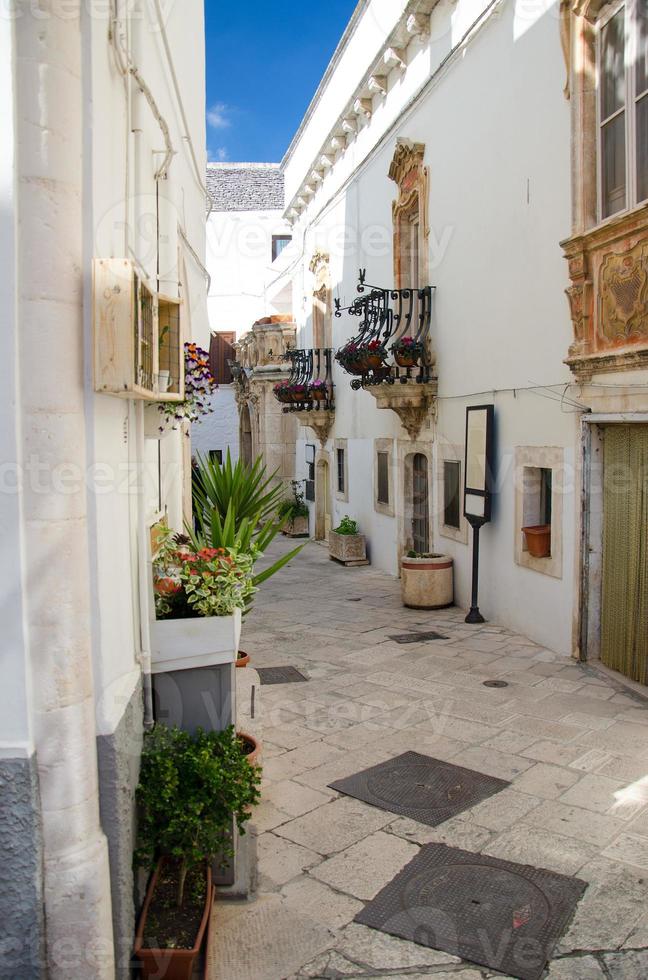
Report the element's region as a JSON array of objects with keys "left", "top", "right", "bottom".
[
  {"left": 484, "top": 679, "right": 509, "bottom": 688},
  {"left": 328, "top": 752, "right": 509, "bottom": 826},
  {"left": 355, "top": 843, "right": 587, "bottom": 980},
  {"left": 256, "top": 666, "right": 308, "bottom": 685},
  {"left": 390, "top": 631, "right": 448, "bottom": 644}
]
